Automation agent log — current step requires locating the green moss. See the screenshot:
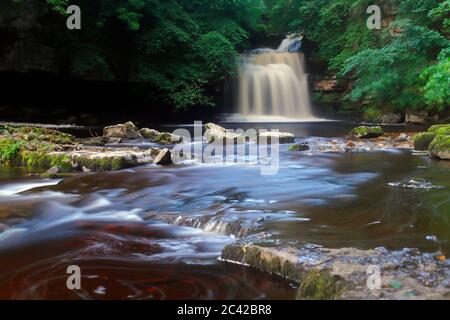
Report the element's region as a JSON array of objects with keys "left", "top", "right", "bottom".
[
  {"left": 289, "top": 143, "right": 310, "bottom": 152},
  {"left": 413, "top": 132, "right": 436, "bottom": 151},
  {"left": 432, "top": 126, "right": 450, "bottom": 137},
  {"left": 363, "top": 107, "right": 381, "bottom": 122},
  {"left": 5, "top": 126, "right": 75, "bottom": 145},
  {"left": 0, "top": 137, "right": 22, "bottom": 162},
  {"left": 261, "top": 256, "right": 282, "bottom": 274},
  {"left": 296, "top": 269, "right": 347, "bottom": 300},
  {"left": 428, "top": 134, "right": 450, "bottom": 160},
  {"left": 243, "top": 246, "right": 262, "bottom": 269},
  {"left": 427, "top": 124, "right": 449, "bottom": 134},
  {"left": 72, "top": 156, "right": 136, "bottom": 172},
  {"left": 280, "top": 260, "right": 302, "bottom": 281},
  {"left": 349, "top": 126, "right": 384, "bottom": 139}
]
